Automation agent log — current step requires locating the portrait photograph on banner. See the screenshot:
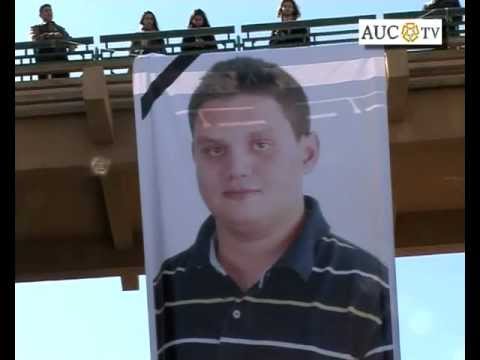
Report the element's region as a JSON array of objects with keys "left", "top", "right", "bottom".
[{"left": 133, "top": 44, "right": 400, "bottom": 360}]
